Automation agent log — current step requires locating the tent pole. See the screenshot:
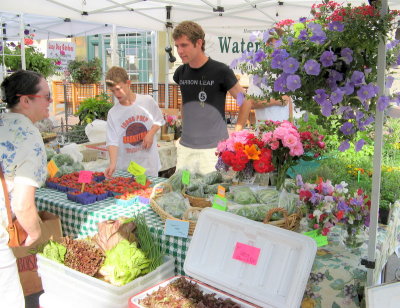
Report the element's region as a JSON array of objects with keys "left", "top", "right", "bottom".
[
  {"left": 151, "top": 31, "right": 159, "bottom": 103},
  {"left": 19, "top": 13, "right": 26, "bottom": 70},
  {"left": 366, "top": 0, "right": 388, "bottom": 287},
  {"left": 110, "top": 24, "right": 118, "bottom": 67}
]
